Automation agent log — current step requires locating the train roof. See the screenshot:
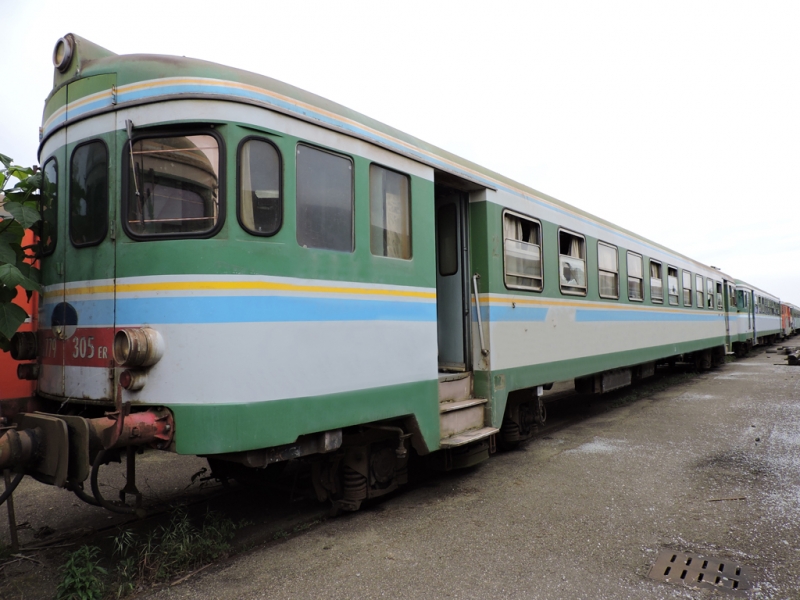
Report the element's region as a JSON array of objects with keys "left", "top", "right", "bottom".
[
  {"left": 734, "top": 279, "right": 780, "bottom": 301},
  {"left": 43, "top": 34, "right": 737, "bottom": 281}
]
